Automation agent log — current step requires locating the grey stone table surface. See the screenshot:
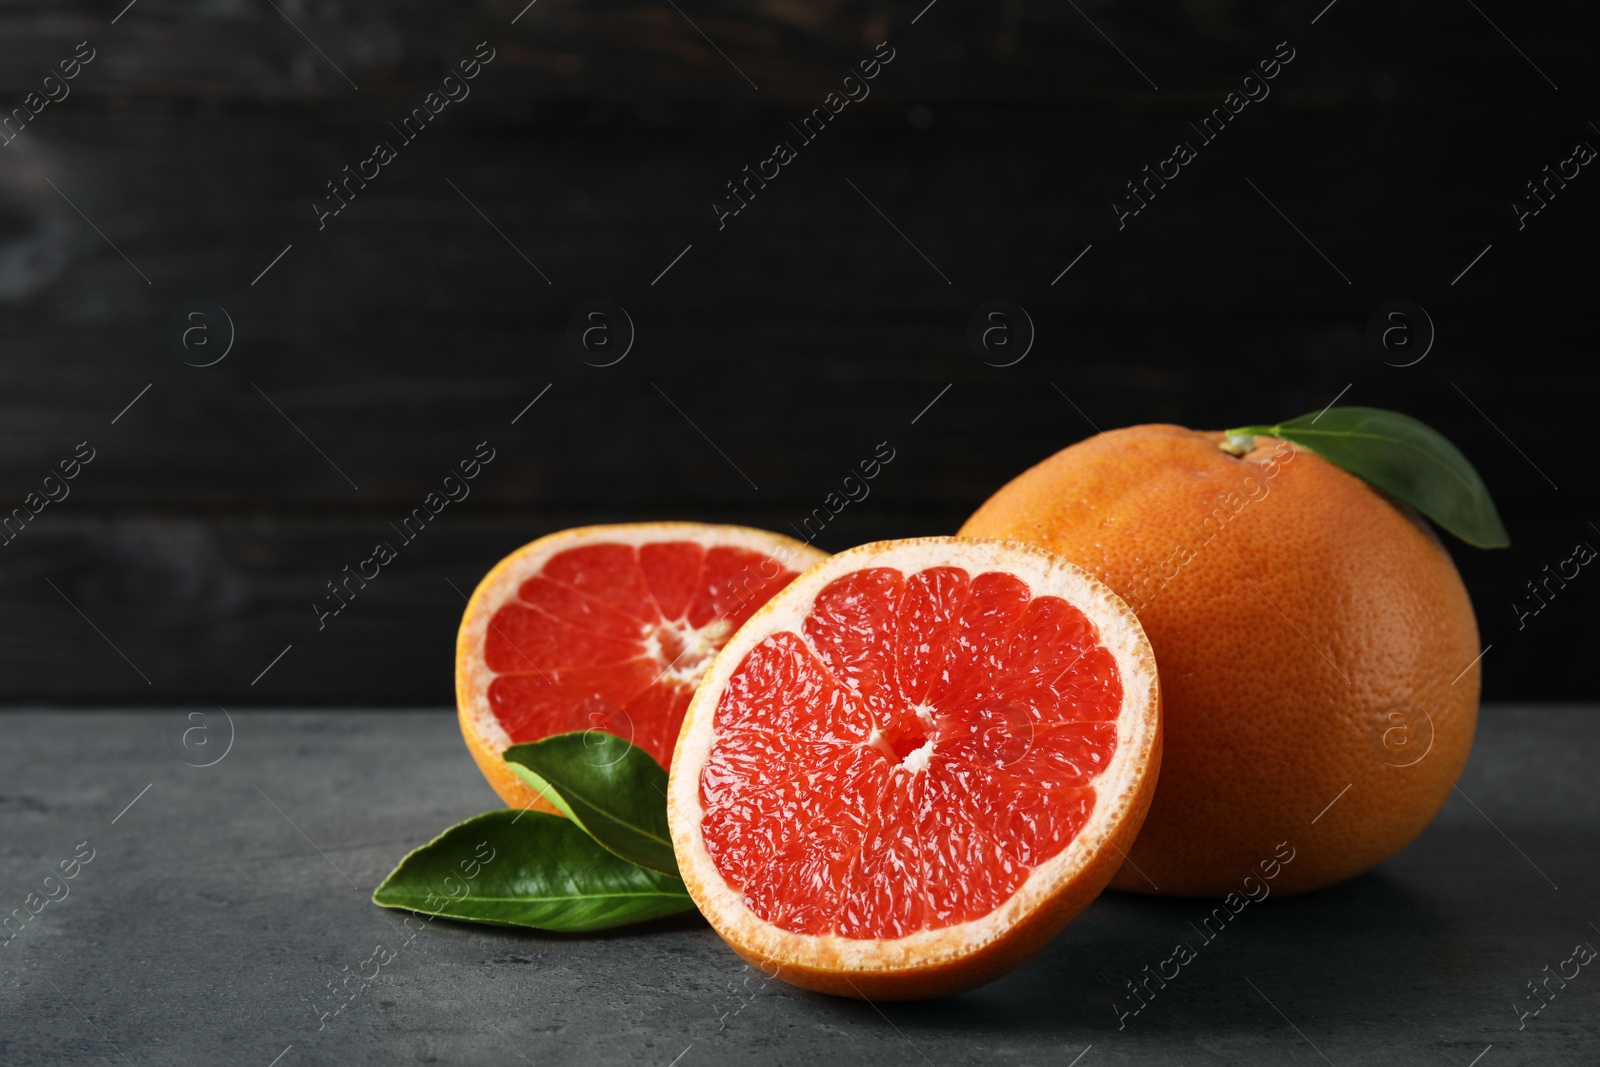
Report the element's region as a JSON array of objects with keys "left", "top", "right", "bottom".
[{"left": 1, "top": 706, "right": 1596, "bottom": 1067}]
